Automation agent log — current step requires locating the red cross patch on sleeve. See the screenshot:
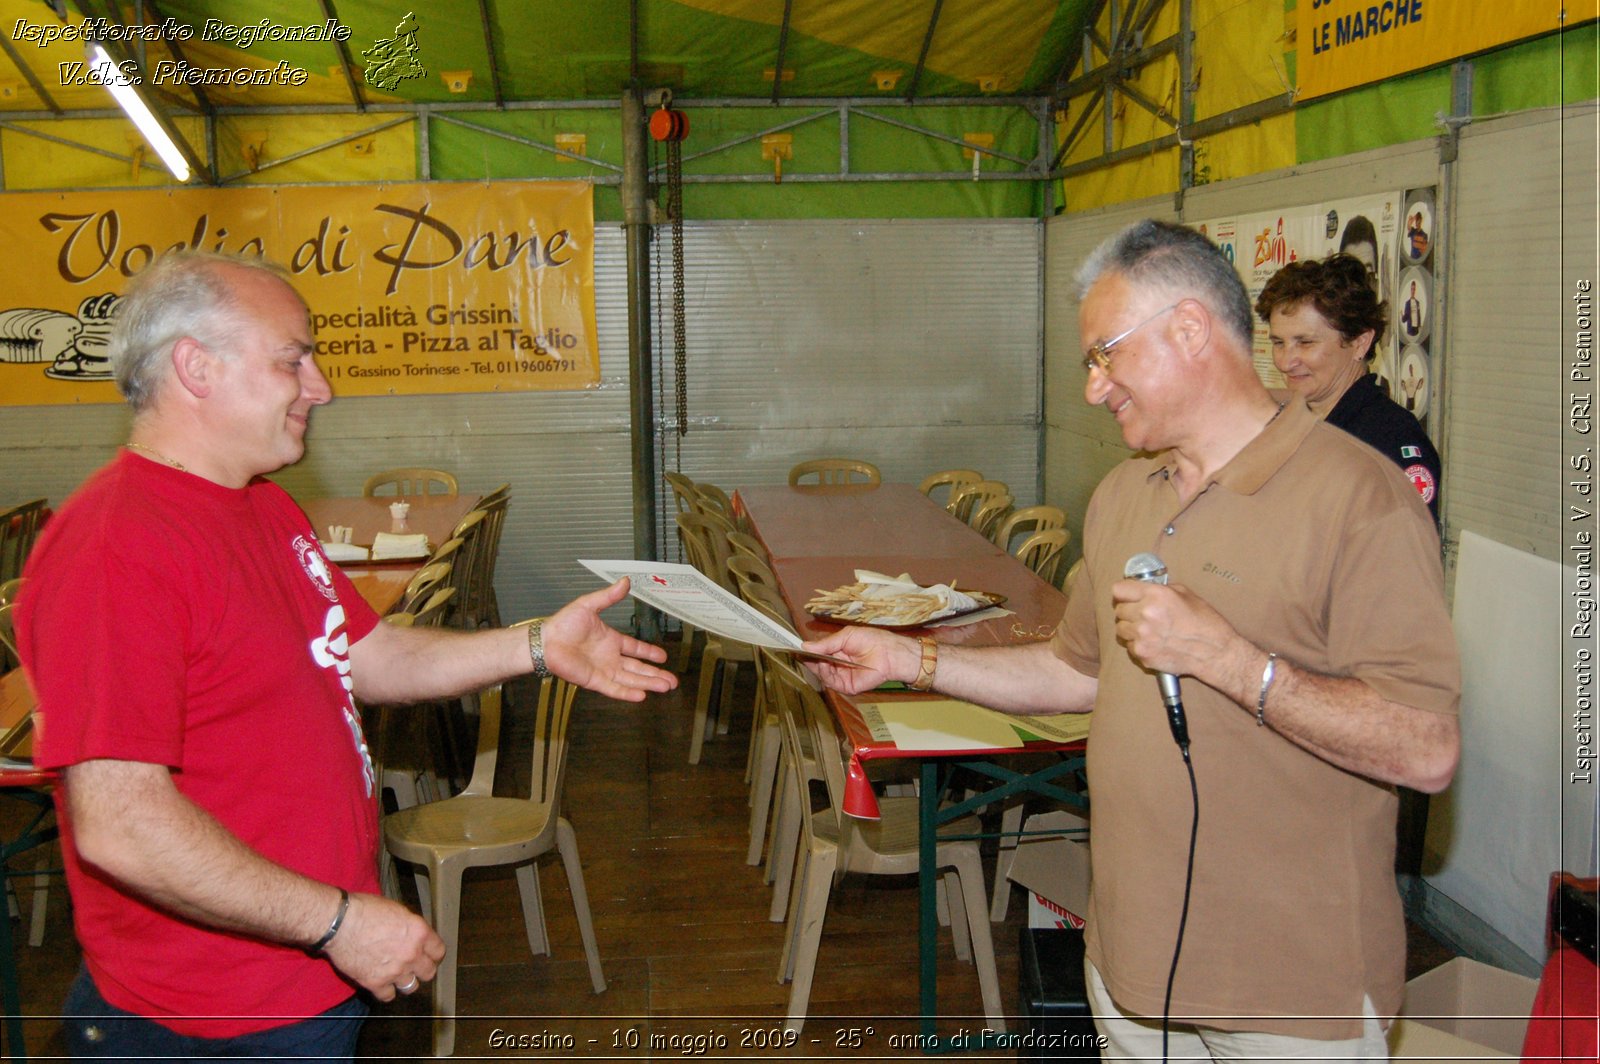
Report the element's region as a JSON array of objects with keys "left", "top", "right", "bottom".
[{"left": 1405, "top": 464, "right": 1437, "bottom": 504}]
